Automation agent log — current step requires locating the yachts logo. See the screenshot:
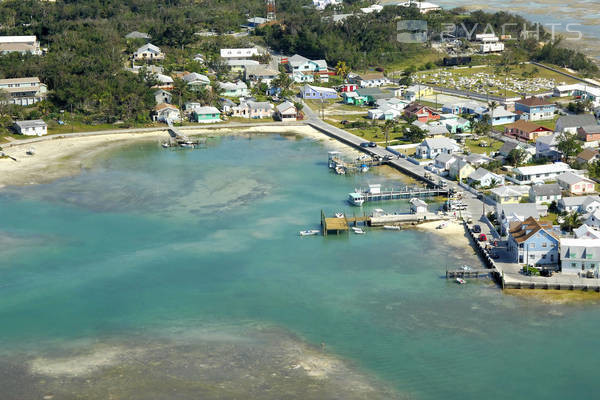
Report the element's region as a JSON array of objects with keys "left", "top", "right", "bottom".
[{"left": 397, "top": 20, "right": 428, "bottom": 43}]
